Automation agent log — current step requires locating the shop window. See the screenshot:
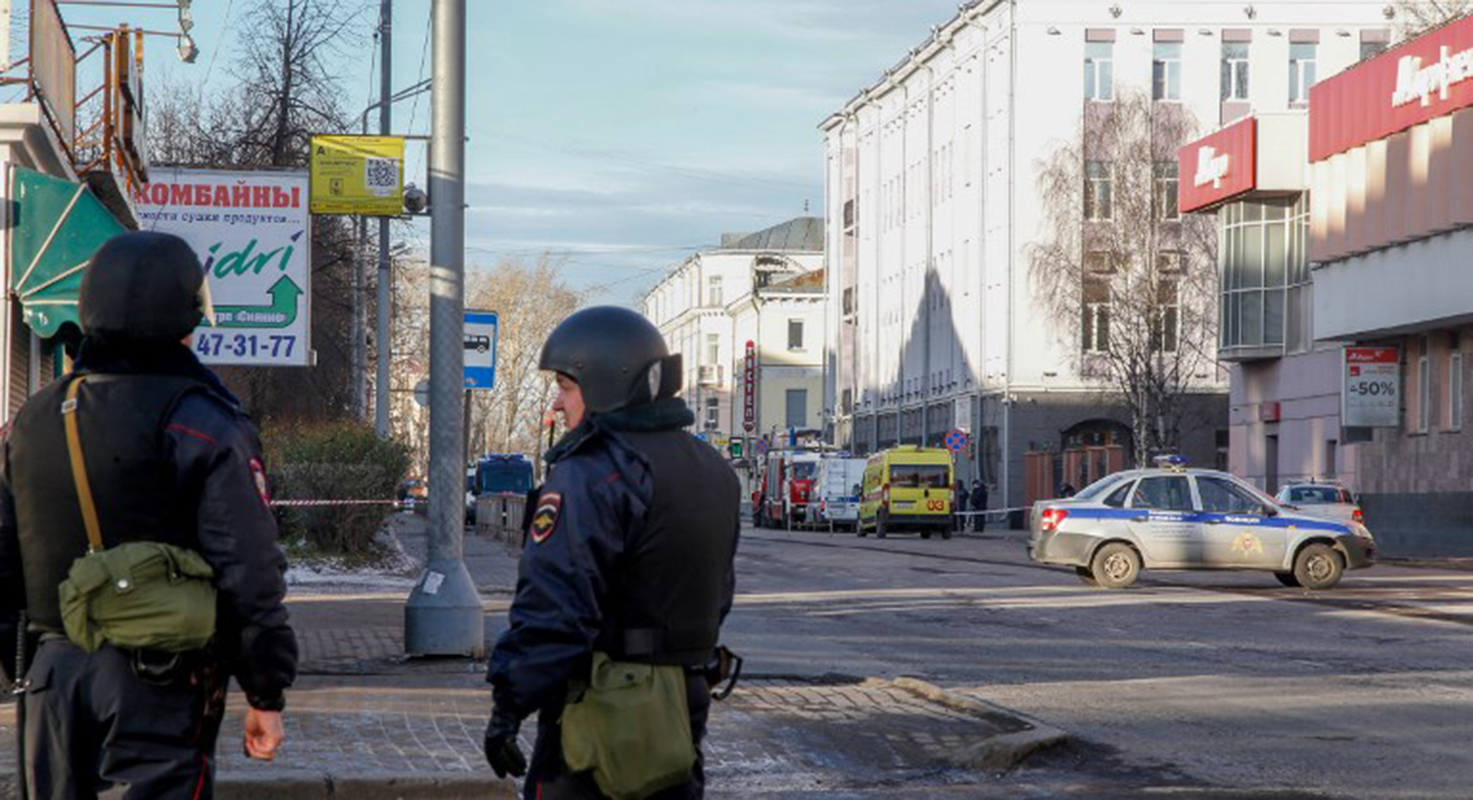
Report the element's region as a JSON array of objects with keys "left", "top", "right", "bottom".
[
  {"left": 1221, "top": 42, "right": 1250, "bottom": 101},
  {"left": 1220, "top": 196, "right": 1309, "bottom": 354},
  {"left": 1412, "top": 335, "right": 1430, "bottom": 434},
  {"left": 1289, "top": 43, "right": 1317, "bottom": 104},
  {"left": 1153, "top": 42, "right": 1181, "bottom": 101},
  {"left": 1085, "top": 161, "right": 1113, "bottom": 221},
  {"left": 1085, "top": 41, "right": 1114, "bottom": 102},
  {"left": 1155, "top": 162, "right": 1179, "bottom": 220}
]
